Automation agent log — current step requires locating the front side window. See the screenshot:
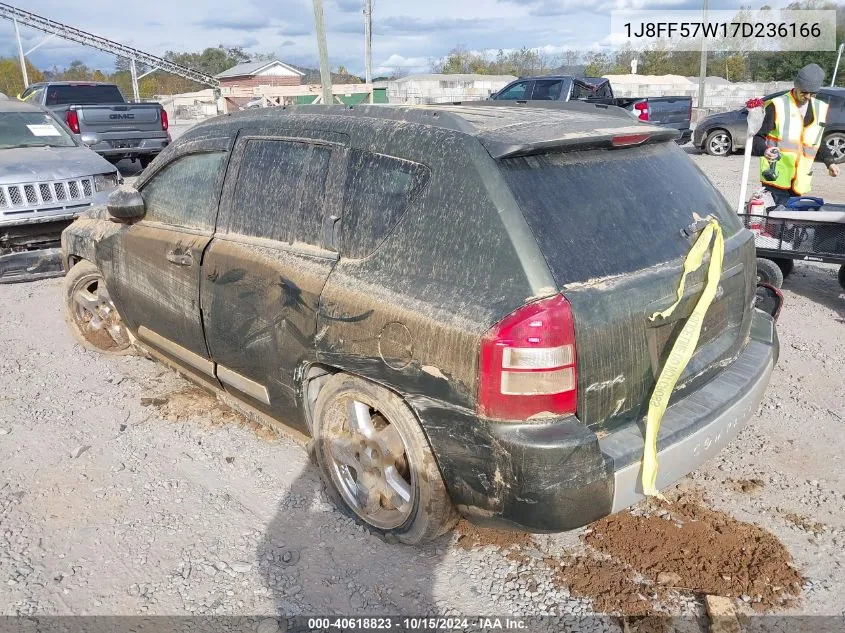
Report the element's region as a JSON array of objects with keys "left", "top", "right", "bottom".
[
  {"left": 140, "top": 152, "right": 226, "bottom": 230},
  {"left": 496, "top": 82, "right": 531, "bottom": 100}
]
